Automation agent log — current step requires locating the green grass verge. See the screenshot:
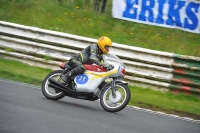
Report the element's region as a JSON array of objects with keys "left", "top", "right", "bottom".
[
  {"left": 0, "top": 57, "right": 199, "bottom": 119},
  {"left": 0, "top": 0, "right": 200, "bottom": 56}
]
